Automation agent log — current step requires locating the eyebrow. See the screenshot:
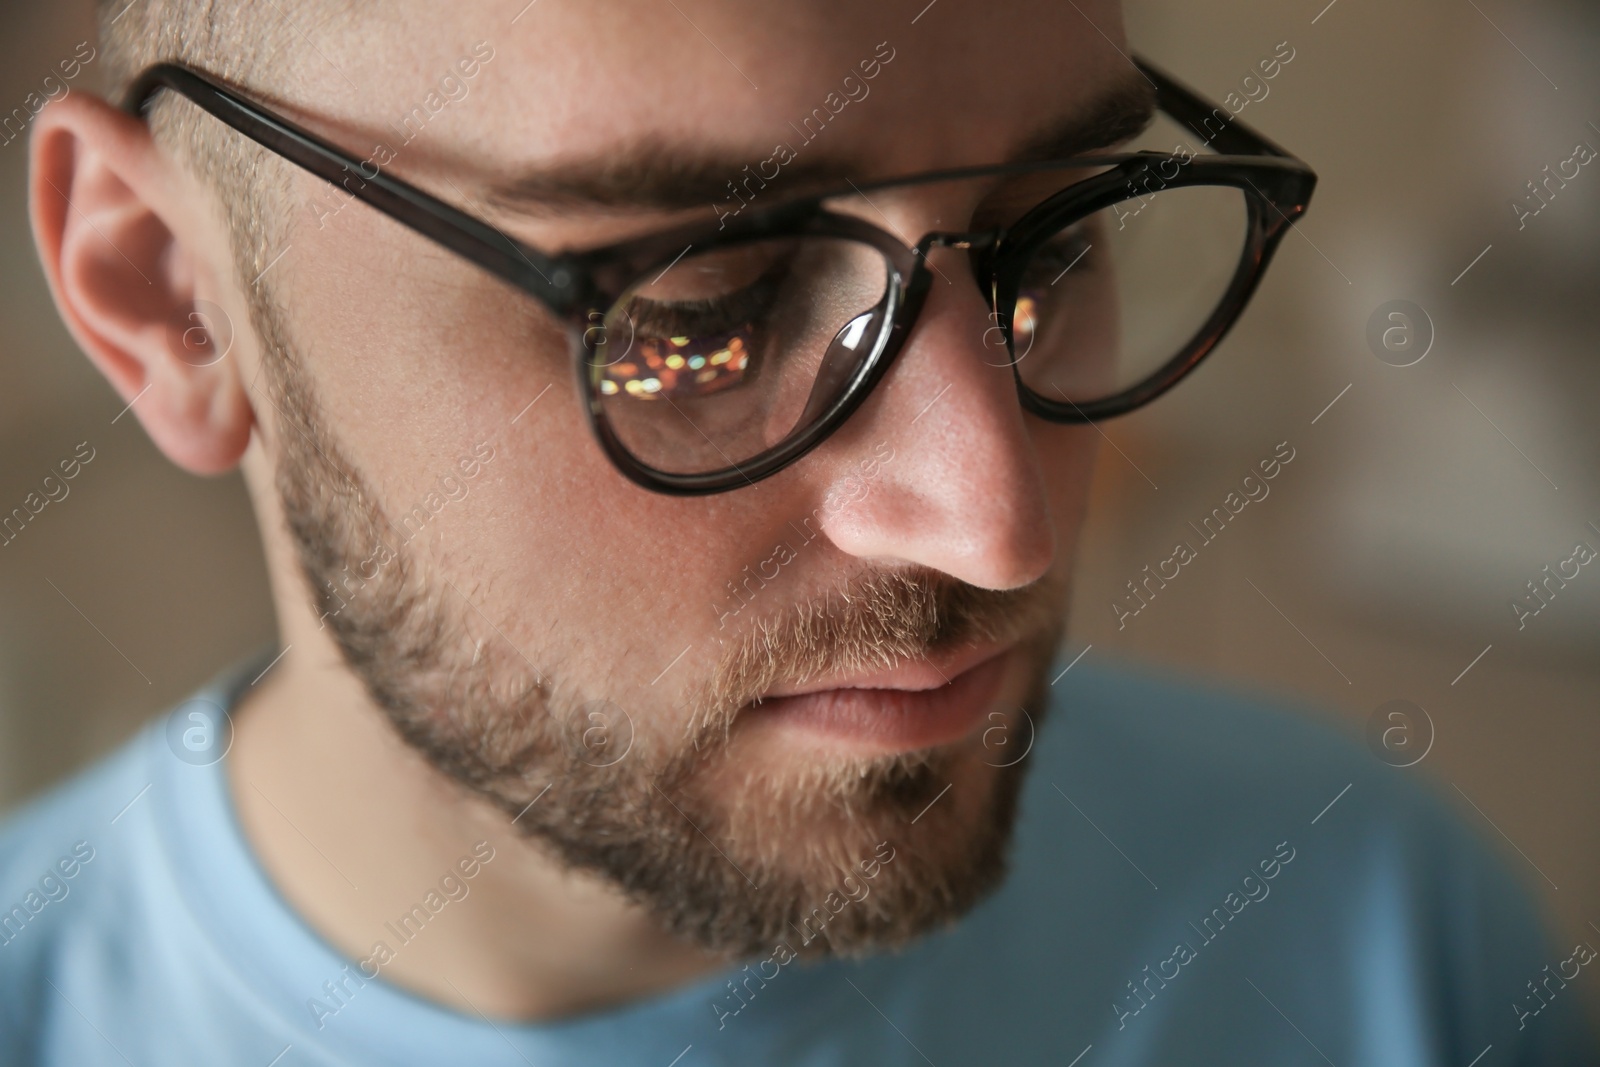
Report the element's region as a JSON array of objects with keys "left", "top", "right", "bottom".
[{"left": 481, "top": 71, "right": 1156, "bottom": 218}]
